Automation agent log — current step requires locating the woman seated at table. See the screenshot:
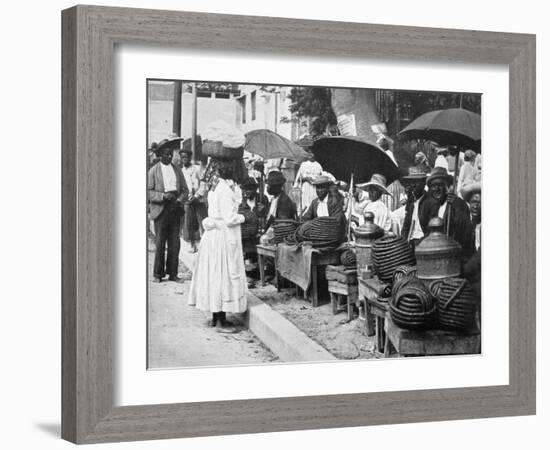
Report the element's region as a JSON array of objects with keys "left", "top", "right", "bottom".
[{"left": 357, "top": 174, "right": 393, "bottom": 232}]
